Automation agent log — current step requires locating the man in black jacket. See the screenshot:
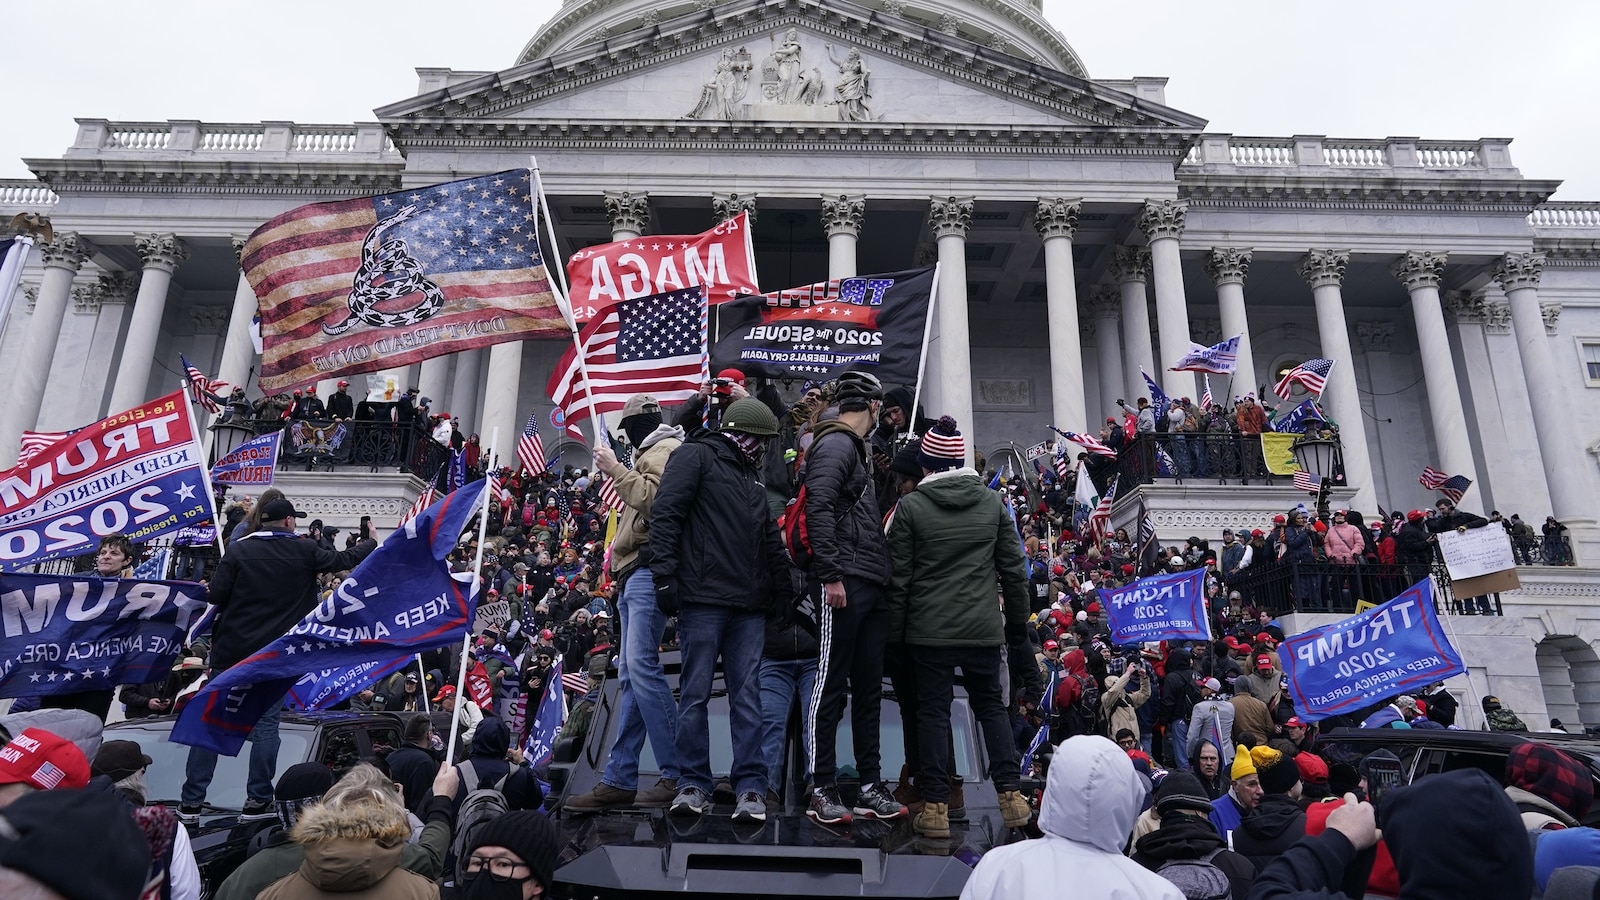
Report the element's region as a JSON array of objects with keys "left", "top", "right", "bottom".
[
  {"left": 650, "top": 399, "right": 793, "bottom": 823},
  {"left": 325, "top": 379, "right": 355, "bottom": 419},
  {"left": 179, "top": 496, "right": 376, "bottom": 822},
  {"left": 1132, "top": 771, "right": 1256, "bottom": 899},
  {"left": 801, "top": 371, "right": 903, "bottom": 825},
  {"left": 387, "top": 714, "right": 443, "bottom": 813}
]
